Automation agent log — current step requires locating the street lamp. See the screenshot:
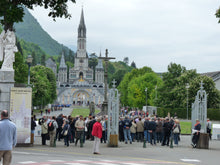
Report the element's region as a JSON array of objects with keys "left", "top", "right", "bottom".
[
  {"left": 26, "top": 55, "right": 33, "bottom": 86},
  {"left": 145, "top": 87, "right": 148, "bottom": 115},
  {"left": 186, "top": 83, "right": 190, "bottom": 120}
]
